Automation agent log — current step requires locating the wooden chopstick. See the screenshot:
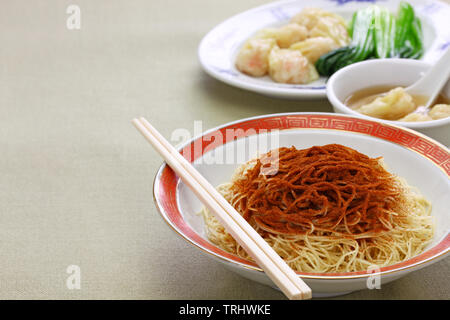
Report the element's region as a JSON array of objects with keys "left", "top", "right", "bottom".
[
  {"left": 137, "top": 117, "right": 312, "bottom": 298},
  {"left": 133, "top": 117, "right": 312, "bottom": 300}
]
